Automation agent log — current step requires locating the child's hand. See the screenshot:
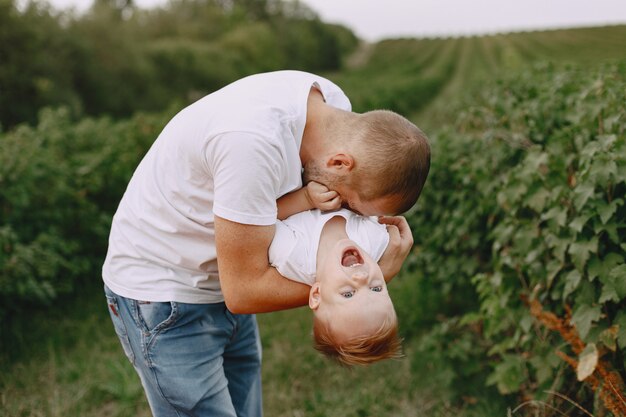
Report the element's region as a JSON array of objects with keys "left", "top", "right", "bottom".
[{"left": 304, "top": 181, "right": 341, "bottom": 211}]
